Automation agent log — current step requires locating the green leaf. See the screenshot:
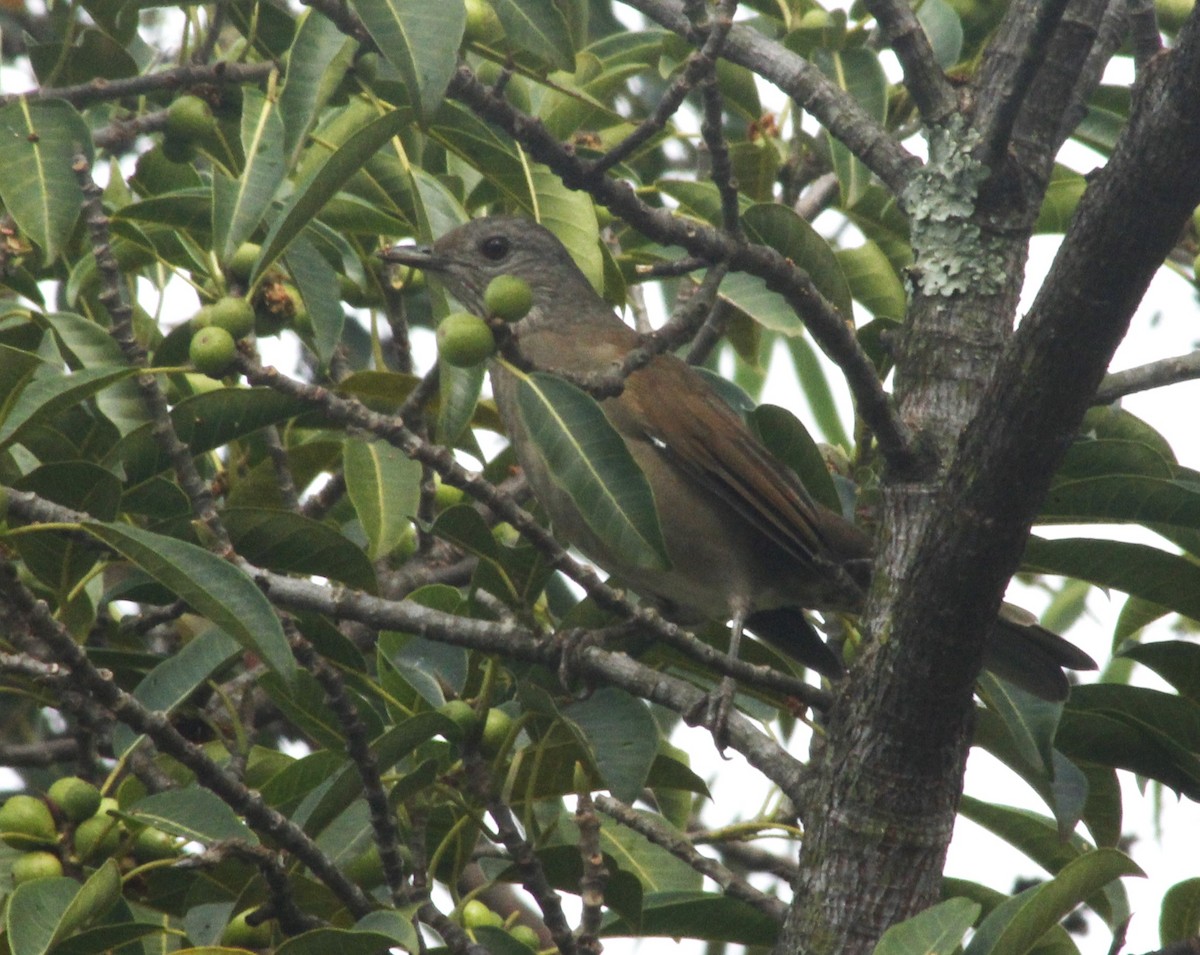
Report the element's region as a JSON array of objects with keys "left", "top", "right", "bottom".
[
  {"left": 344, "top": 437, "right": 422, "bottom": 560},
  {"left": 259, "top": 107, "right": 411, "bottom": 281},
  {"left": 126, "top": 788, "right": 258, "bottom": 843},
  {"left": 914, "top": 0, "right": 964, "bottom": 67},
  {"left": 492, "top": 0, "right": 575, "bottom": 69},
  {"left": 7, "top": 878, "right": 80, "bottom": 955},
  {"left": 276, "top": 926, "right": 417, "bottom": 955},
  {"left": 976, "top": 674, "right": 1061, "bottom": 775},
  {"left": 565, "top": 688, "right": 659, "bottom": 804},
  {"left": 601, "top": 891, "right": 777, "bottom": 945},
  {"left": 111, "top": 387, "right": 309, "bottom": 490},
  {"left": 1160, "top": 877, "right": 1200, "bottom": 945},
  {"left": 0, "top": 98, "right": 92, "bottom": 260},
  {"left": 530, "top": 165, "right": 604, "bottom": 292},
  {"left": 225, "top": 507, "right": 378, "bottom": 592},
  {"left": 749, "top": 403, "right": 842, "bottom": 514},
  {"left": 112, "top": 625, "right": 241, "bottom": 757},
  {"left": 1119, "top": 640, "right": 1200, "bottom": 702},
  {"left": 720, "top": 203, "right": 853, "bottom": 333},
  {"left": 430, "top": 505, "right": 543, "bottom": 606},
  {"left": 1041, "top": 474, "right": 1200, "bottom": 545},
  {"left": 82, "top": 522, "right": 295, "bottom": 683},
  {"left": 283, "top": 234, "right": 344, "bottom": 365},
  {"left": 958, "top": 797, "right": 1095, "bottom": 879},
  {"left": 1056, "top": 694, "right": 1200, "bottom": 799},
  {"left": 39, "top": 312, "right": 151, "bottom": 435},
  {"left": 813, "top": 48, "right": 888, "bottom": 207},
  {"left": 836, "top": 240, "right": 907, "bottom": 320},
  {"left": 346, "top": 0, "right": 464, "bottom": 121},
  {"left": 962, "top": 848, "right": 1141, "bottom": 955},
  {"left": 6, "top": 862, "right": 121, "bottom": 955},
  {"left": 873, "top": 897, "right": 980, "bottom": 955},
  {"left": 279, "top": 11, "right": 356, "bottom": 161},
  {"left": 0, "top": 365, "right": 137, "bottom": 451},
  {"left": 437, "top": 360, "right": 485, "bottom": 445},
  {"left": 784, "top": 334, "right": 852, "bottom": 449},
  {"left": 212, "top": 87, "right": 287, "bottom": 263},
  {"left": 1036, "top": 170, "right": 1086, "bottom": 234},
  {"left": 1023, "top": 536, "right": 1200, "bottom": 623},
  {"left": 511, "top": 368, "right": 670, "bottom": 572}
]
